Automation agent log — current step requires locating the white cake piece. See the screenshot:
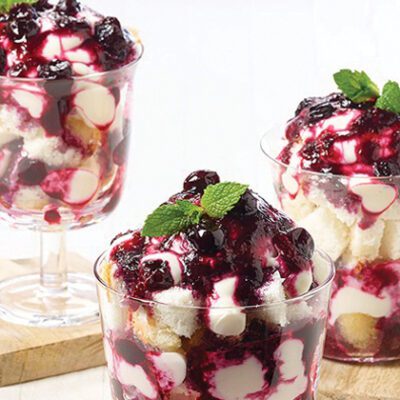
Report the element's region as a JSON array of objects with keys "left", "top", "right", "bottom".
[
  {"left": 337, "top": 247, "right": 360, "bottom": 269},
  {"left": 13, "top": 186, "right": 49, "bottom": 210},
  {"left": 349, "top": 219, "right": 384, "bottom": 261},
  {"left": 380, "top": 220, "right": 400, "bottom": 260},
  {"left": 209, "top": 356, "right": 265, "bottom": 400},
  {"left": 286, "top": 301, "right": 313, "bottom": 323},
  {"left": 258, "top": 271, "right": 287, "bottom": 326},
  {"left": 153, "top": 287, "right": 198, "bottom": 338},
  {"left": 281, "top": 190, "right": 315, "bottom": 221},
  {"left": 0, "top": 106, "right": 24, "bottom": 147},
  {"left": 306, "top": 186, "right": 359, "bottom": 226},
  {"left": 24, "top": 135, "right": 82, "bottom": 168},
  {"left": 132, "top": 307, "right": 182, "bottom": 352},
  {"left": 299, "top": 207, "right": 349, "bottom": 262}
]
